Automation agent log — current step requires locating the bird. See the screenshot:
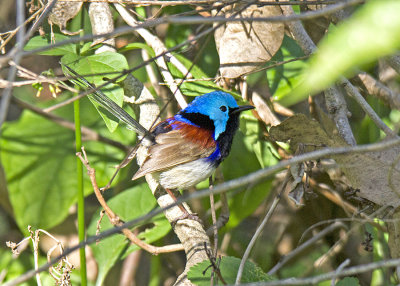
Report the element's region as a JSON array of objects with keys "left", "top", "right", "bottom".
[{"left": 63, "top": 64, "right": 254, "bottom": 220}]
